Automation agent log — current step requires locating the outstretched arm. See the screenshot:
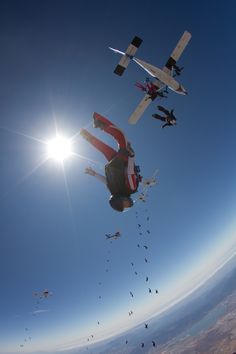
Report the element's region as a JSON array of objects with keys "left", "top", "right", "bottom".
[{"left": 84, "top": 167, "right": 107, "bottom": 185}]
